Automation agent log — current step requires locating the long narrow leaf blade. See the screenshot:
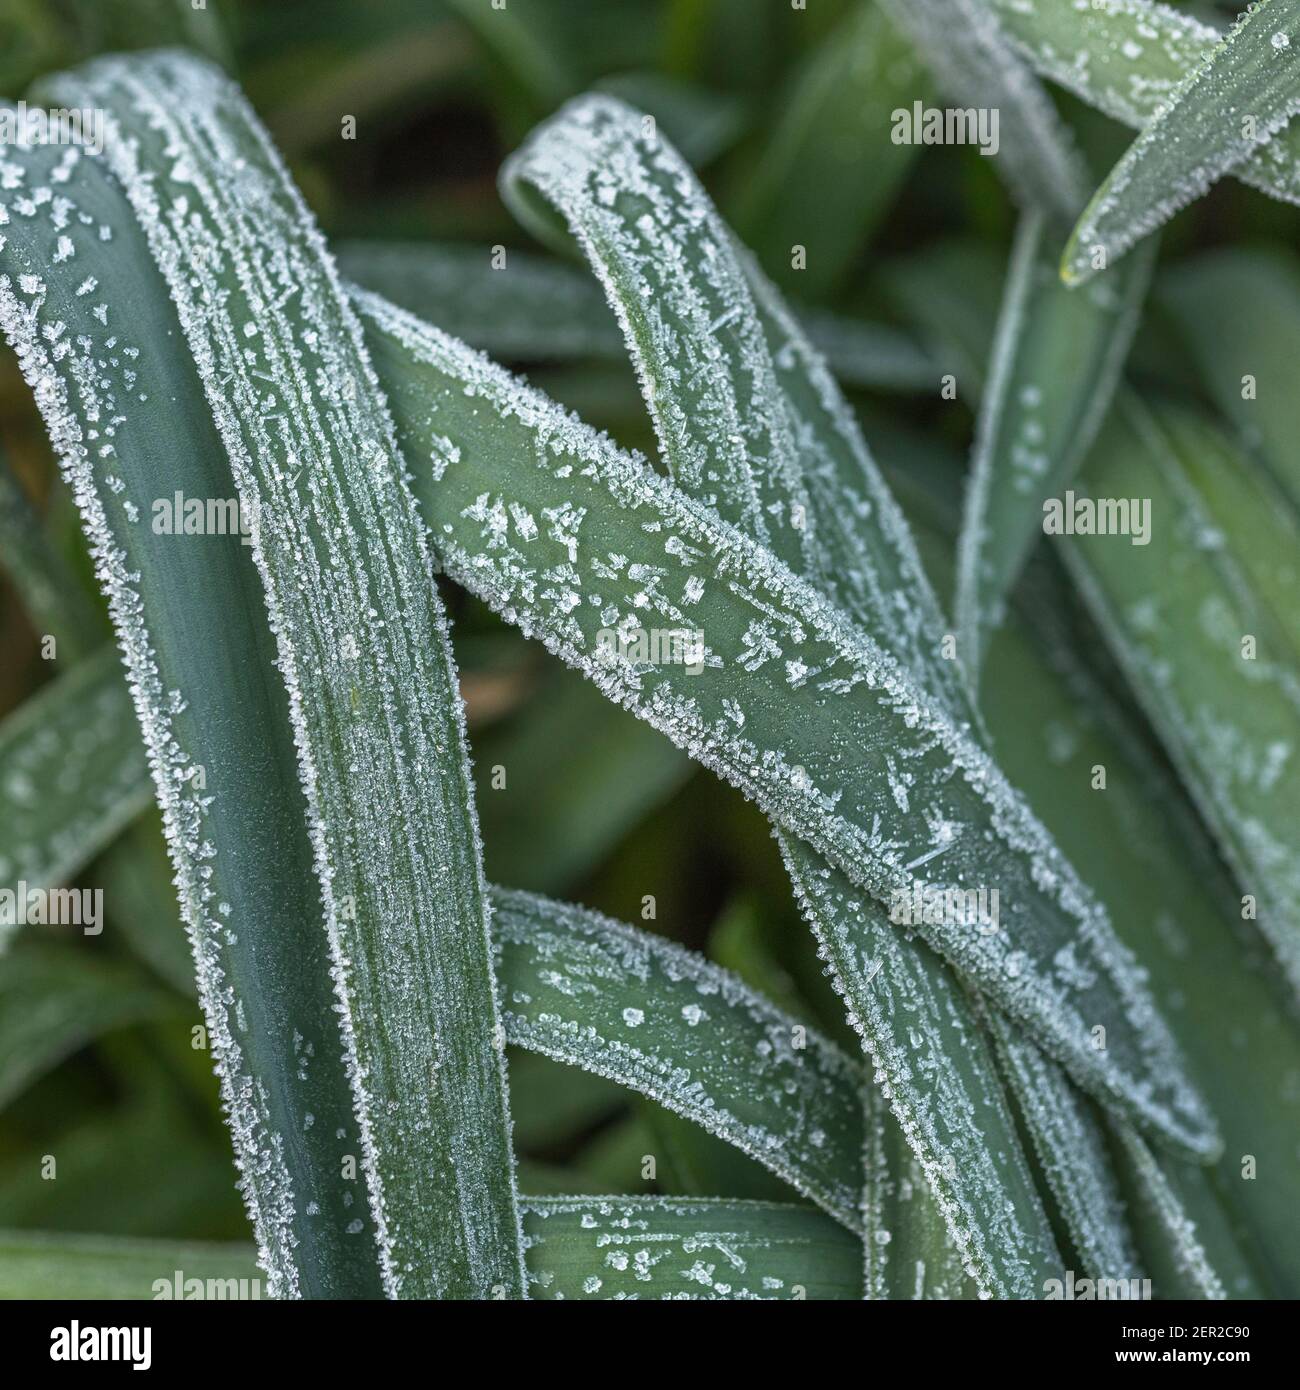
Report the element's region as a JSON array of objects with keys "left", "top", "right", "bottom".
[
  {"left": 877, "top": 0, "right": 1089, "bottom": 221},
  {"left": 521, "top": 1195, "right": 861, "bottom": 1299},
  {"left": 52, "top": 50, "right": 525, "bottom": 1299},
  {"left": 1061, "top": 396, "right": 1300, "bottom": 993},
  {"left": 988, "top": 0, "right": 1300, "bottom": 209},
  {"left": 0, "top": 1200, "right": 863, "bottom": 1300},
  {"left": 1062, "top": 0, "right": 1300, "bottom": 284},
  {"left": 336, "top": 240, "right": 939, "bottom": 392},
  {"left": 491, "top": 887, "right": 865, "bottom": 1232},
  {"left": 355, "top": 282, "right": 1216, "bottom": 1160},
  {"left": 3, "top": 48, "right": 524, "bottom": 1297},
  {"left": 897, "top": 447, "right": 1300, "bottom": 1295},
  {"left": 0, "top": 117, "right": 377, "bottom": 1297},
  {"left": 956, "top": 212, "right": 1153, "bottom": 676}
]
